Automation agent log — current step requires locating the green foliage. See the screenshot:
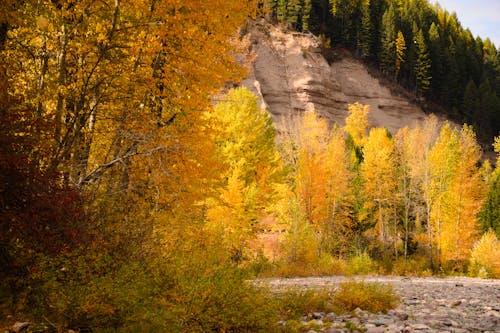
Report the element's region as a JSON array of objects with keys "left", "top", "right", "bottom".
[
  {"left": 380, "top": 5, "right": 397, "bottom": 75},
  {"left": 270, "top": 254, "right": 348, "bottom": 277},
  {"left": 346, "top": 251, "right": 378, "bottom": 275},
  {"left": 414, "top": 29, "right": 432, "bottom": 97},
  {"left": 357, "top": 0, "right": 372, "bottom": 58},
  {"left": 274, "top": 289, "right": 335, "bottom": 319},
  {"left": 332, "top": 280, "right": 399, "bottom": 313},
  {"left": 280, "top": 198, "right": 319, "bottom": 266},
  {"left": 390, "top": 257, "right": 432, "bottom": 277}
]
